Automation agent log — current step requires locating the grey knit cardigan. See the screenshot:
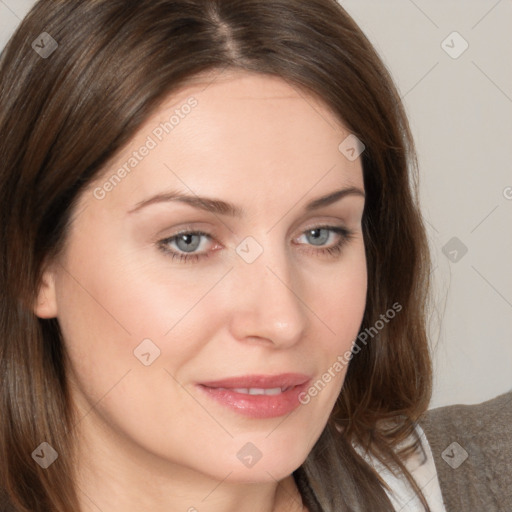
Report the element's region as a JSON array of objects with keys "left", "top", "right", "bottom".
[{"left": 419, "top": 389, "right": 512, "bottom": 512}]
